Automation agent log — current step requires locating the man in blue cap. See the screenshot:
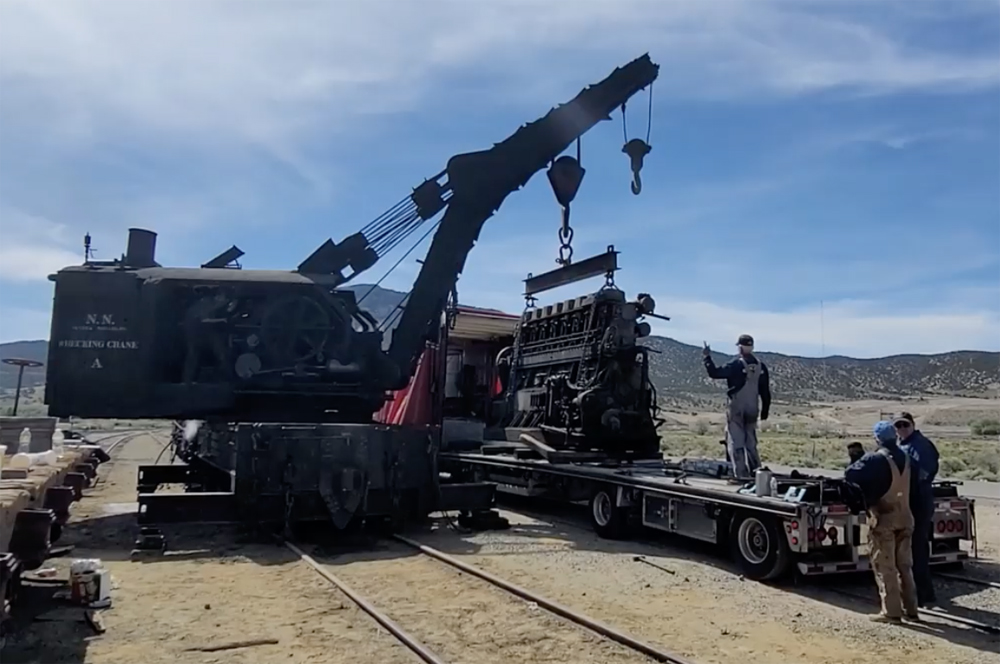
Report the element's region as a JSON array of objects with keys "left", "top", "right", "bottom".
[
  {"left": 844, "top": 421, "right": 920, "bottom": 623},
  {"left": 895, "top": 412, "right": 939, "bottom": 607}
]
